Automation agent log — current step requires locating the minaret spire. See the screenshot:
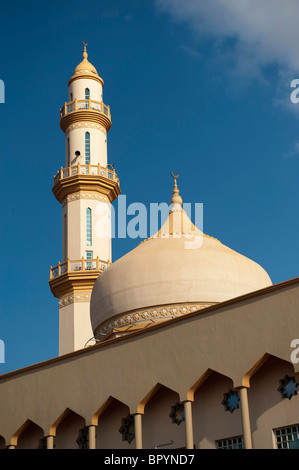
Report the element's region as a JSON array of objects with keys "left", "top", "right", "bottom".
[
  {"left": 82, "top": 41, "right": 88, "bottom": 59},
  {"left": 170, "top": 171, "right": 182, "bottom": 208}
]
